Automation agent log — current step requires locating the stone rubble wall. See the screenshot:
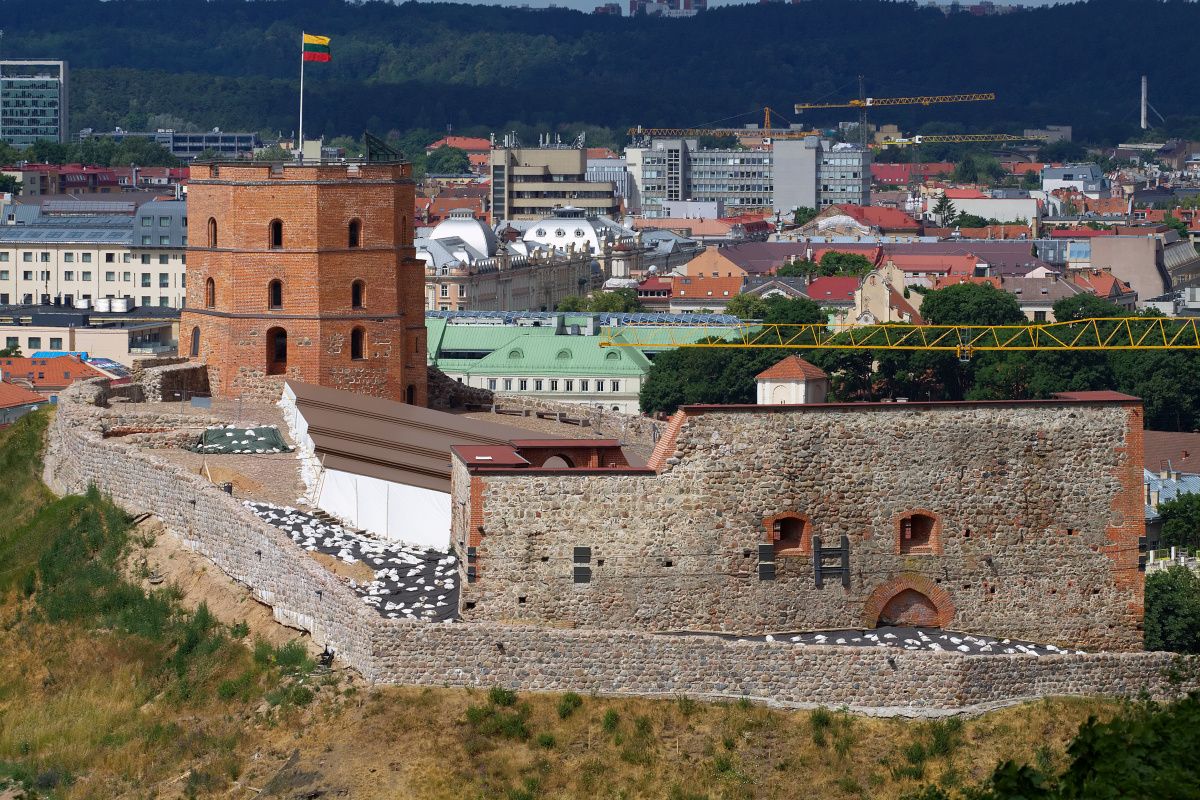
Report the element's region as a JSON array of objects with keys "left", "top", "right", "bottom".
[
  {"left": 459, "top": 402, "right": 1145, "bottom": 651},
  {"left": 426, "top": 364, "right": 494, "bottom": 411},
  {"left": 131, "top": 360, "right": 211, "bottom": 403},
  {"left": 44, "top": 384, "right": 1193, "bottom": 710},
  {"left": 493, "top": 394, "right": 663, "bottom": 452},
  {"left": 46, "top": 380, "right": 383, "bottom": 677}
]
